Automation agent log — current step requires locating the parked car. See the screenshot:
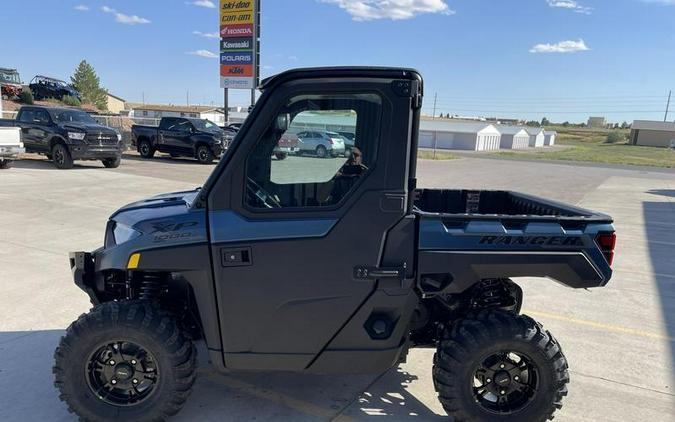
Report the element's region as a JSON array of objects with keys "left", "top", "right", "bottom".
[
  {"left": 337, "top": 131, "right": 355, "bottom": 156},
  {"left": 296, "top": 130, "right": 346, "bottom": 158},
  {"left": 59, "top": 67, "right": 615, "bottom": 422},
  {"left": 0, "top": 126, "right": 25, "bottom": 169},
  {"left": 29, "top": 75, "right": 81, "bottom": 101},
  {"left": 132, "top": 117, "right": 226, "bottom": 164},
  {"left": 274, "top": 132, "right": 299, "bottom": 159},
  {"left": 227, "top": 122, "right": 243, "bottom": 131},
  {"left": 0, "top": 106, "right": 123, "bottom": 169},
  {"left": 0, "top": 67, "right": 23, "bottom": 99}
]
